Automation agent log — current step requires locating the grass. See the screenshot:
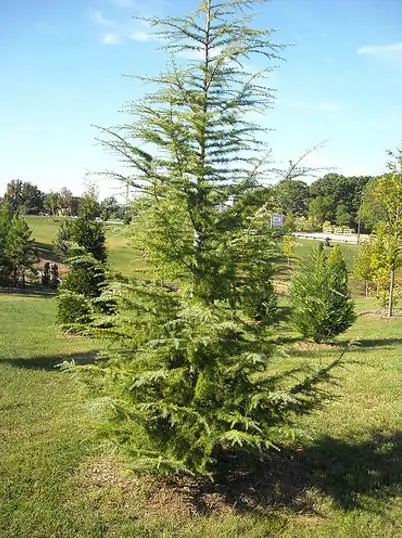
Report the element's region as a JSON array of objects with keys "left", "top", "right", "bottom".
[
  {"left": 2, "top": 216, "right": 401, "bottom": 536},
  {"left": 294, "top": 239, "right": 358, "bottom": 270},
  {"left": 0, "top": 292, "right": 401, "bottom": 537},
  {"left": 26, "top": 216, "right": 143, "bottom": 276}
]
